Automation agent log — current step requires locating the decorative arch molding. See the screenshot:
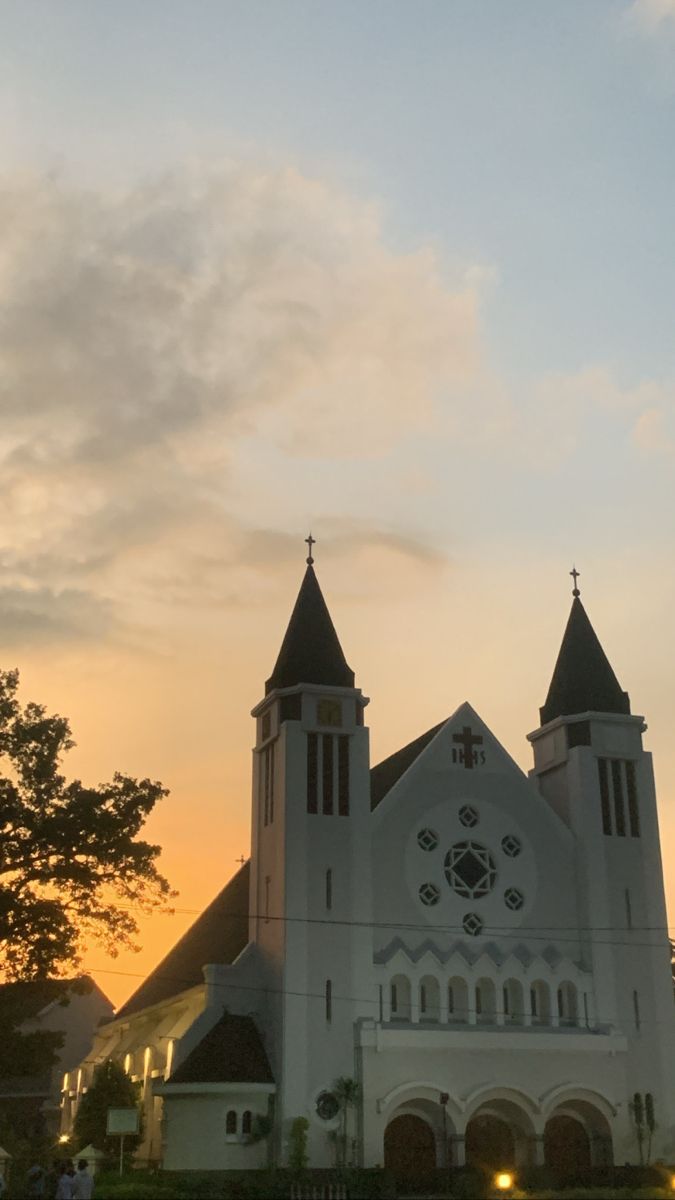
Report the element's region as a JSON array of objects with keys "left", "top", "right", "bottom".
[
  {"left": 540, "top": 1084, "right": 617, "bottom": 1122},
  {"left": 378, "top": 1081, "right": 463, "bottom": 1122},
  {"left": 464, "top": 1083, "right": 540, "bottom": 1119}
]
